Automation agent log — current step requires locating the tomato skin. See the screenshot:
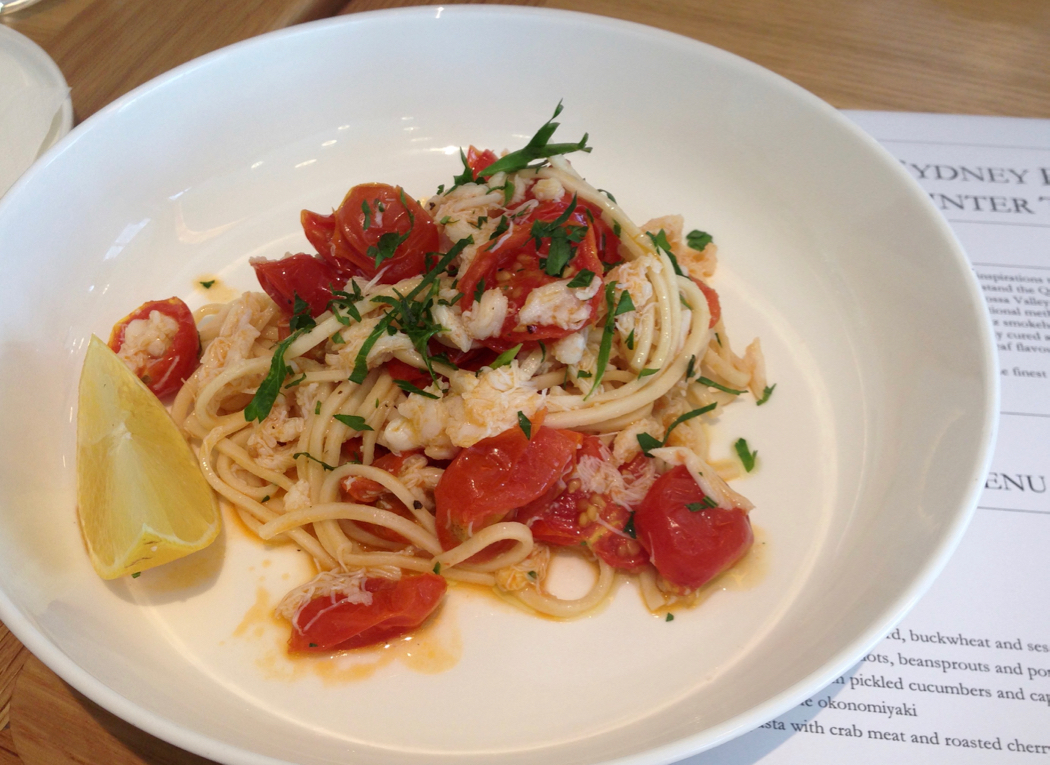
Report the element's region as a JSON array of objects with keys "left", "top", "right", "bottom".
[
  {"left": 465, "top": 146, "right": 499, "bottom": 179},
  {"left": 434, "top": 425, "right": 581, "bottom": 551},
  {"left": 107, "top": 297, "right": 199, "bottom": 398},
  {"left": 634, "top": 465, "right": 753, "bottom": 589},
  {"left": 335, "top": 183, "right": 439, "bottom": 283},
  {"left": 694, "top": 278, "right": 721, "bottom": 328},
  {"left": 289, "top": 574, "right": 446, "bottom": 652},
  {"left": 251, "top": 253, "right": 341, "bottom": 317},
  {"left": 516, "top": 436, "right": 650, "bottom": 571}
]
